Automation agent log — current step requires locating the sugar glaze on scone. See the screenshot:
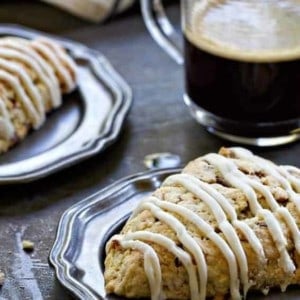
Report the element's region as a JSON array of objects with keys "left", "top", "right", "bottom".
[
  {"left": 105, "top": 147, "right": 300, "bottom": 300},
  {"left": 0, "top": 36, "right": 77, "bottom": 153}
]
